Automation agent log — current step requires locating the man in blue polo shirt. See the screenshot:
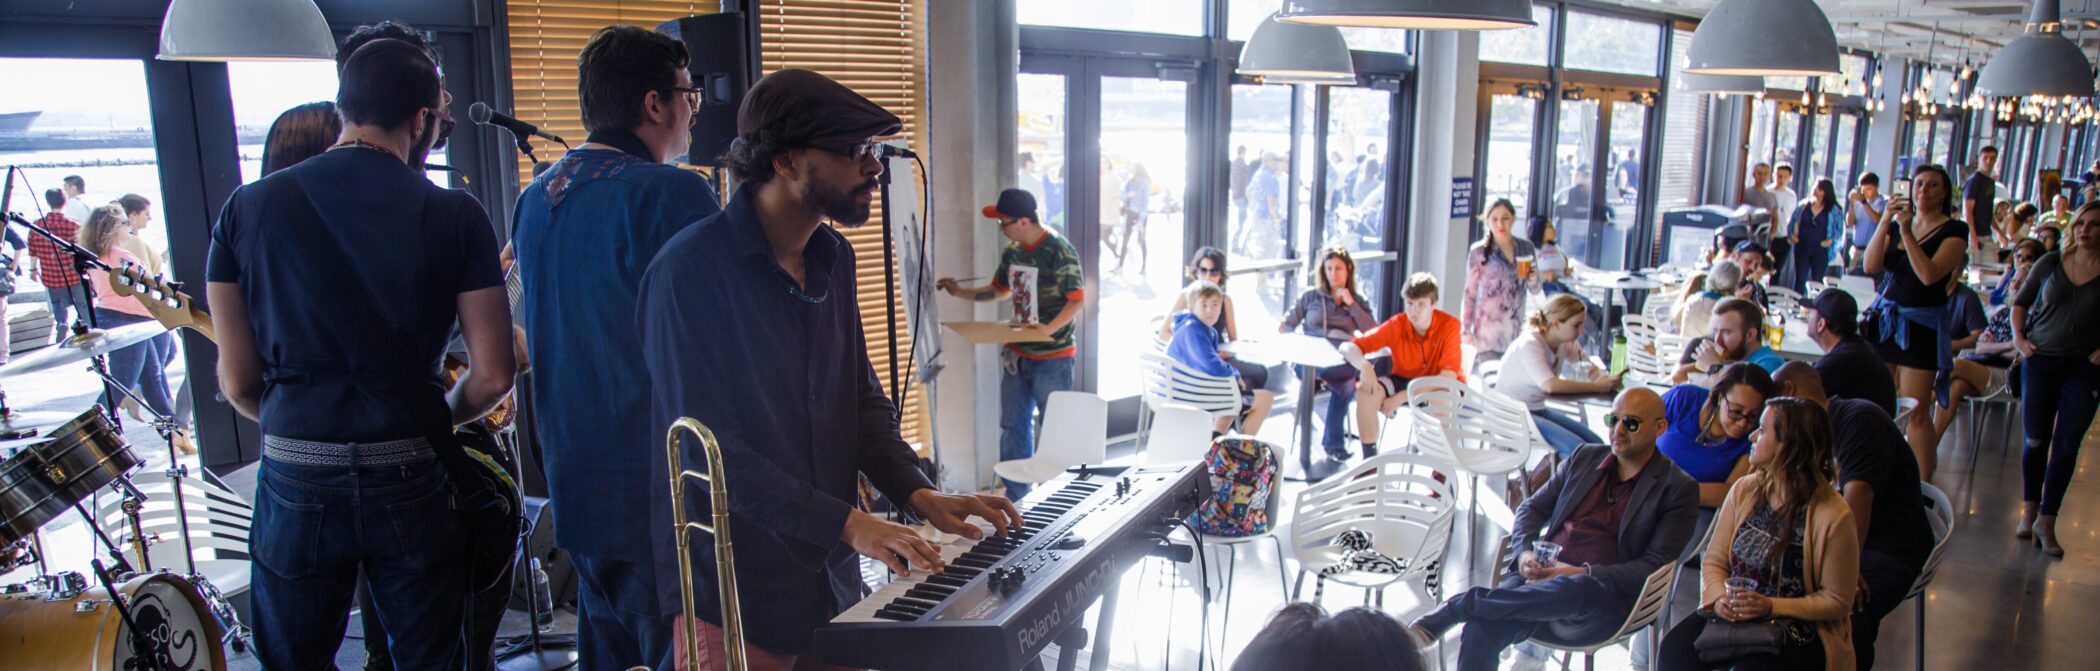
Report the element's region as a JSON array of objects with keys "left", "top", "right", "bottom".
[
  {"left": 639, "top": 68, "right": 1020, "bottom": 667},
  {"left": 509, "top": 25, "right": 721, "bottom": 670},
  {"left": 1846, "top": 173, "right": 1886, "bottom": 274}
]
